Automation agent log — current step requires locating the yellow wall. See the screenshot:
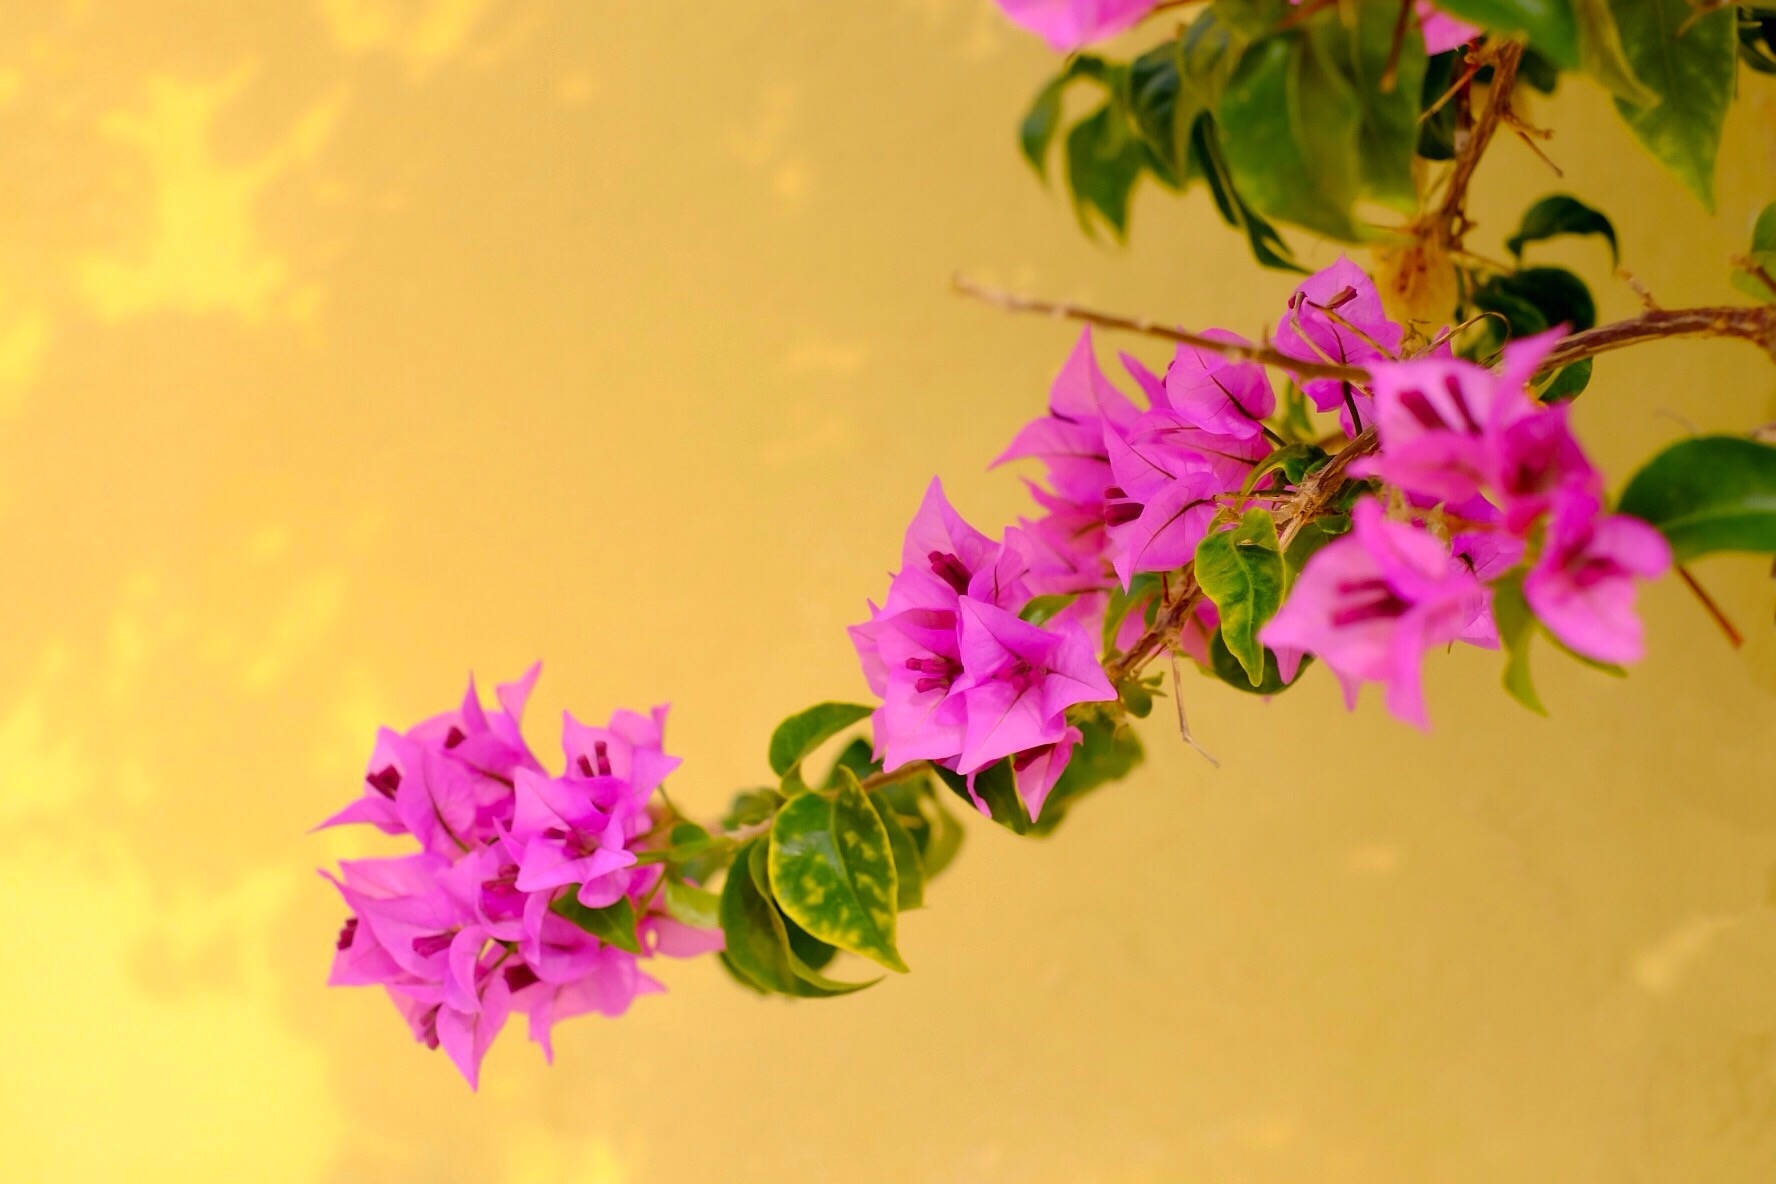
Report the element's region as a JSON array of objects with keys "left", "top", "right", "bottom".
[{"left": 2, "top": 3, "right": 1774, "bottom": 1180}]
